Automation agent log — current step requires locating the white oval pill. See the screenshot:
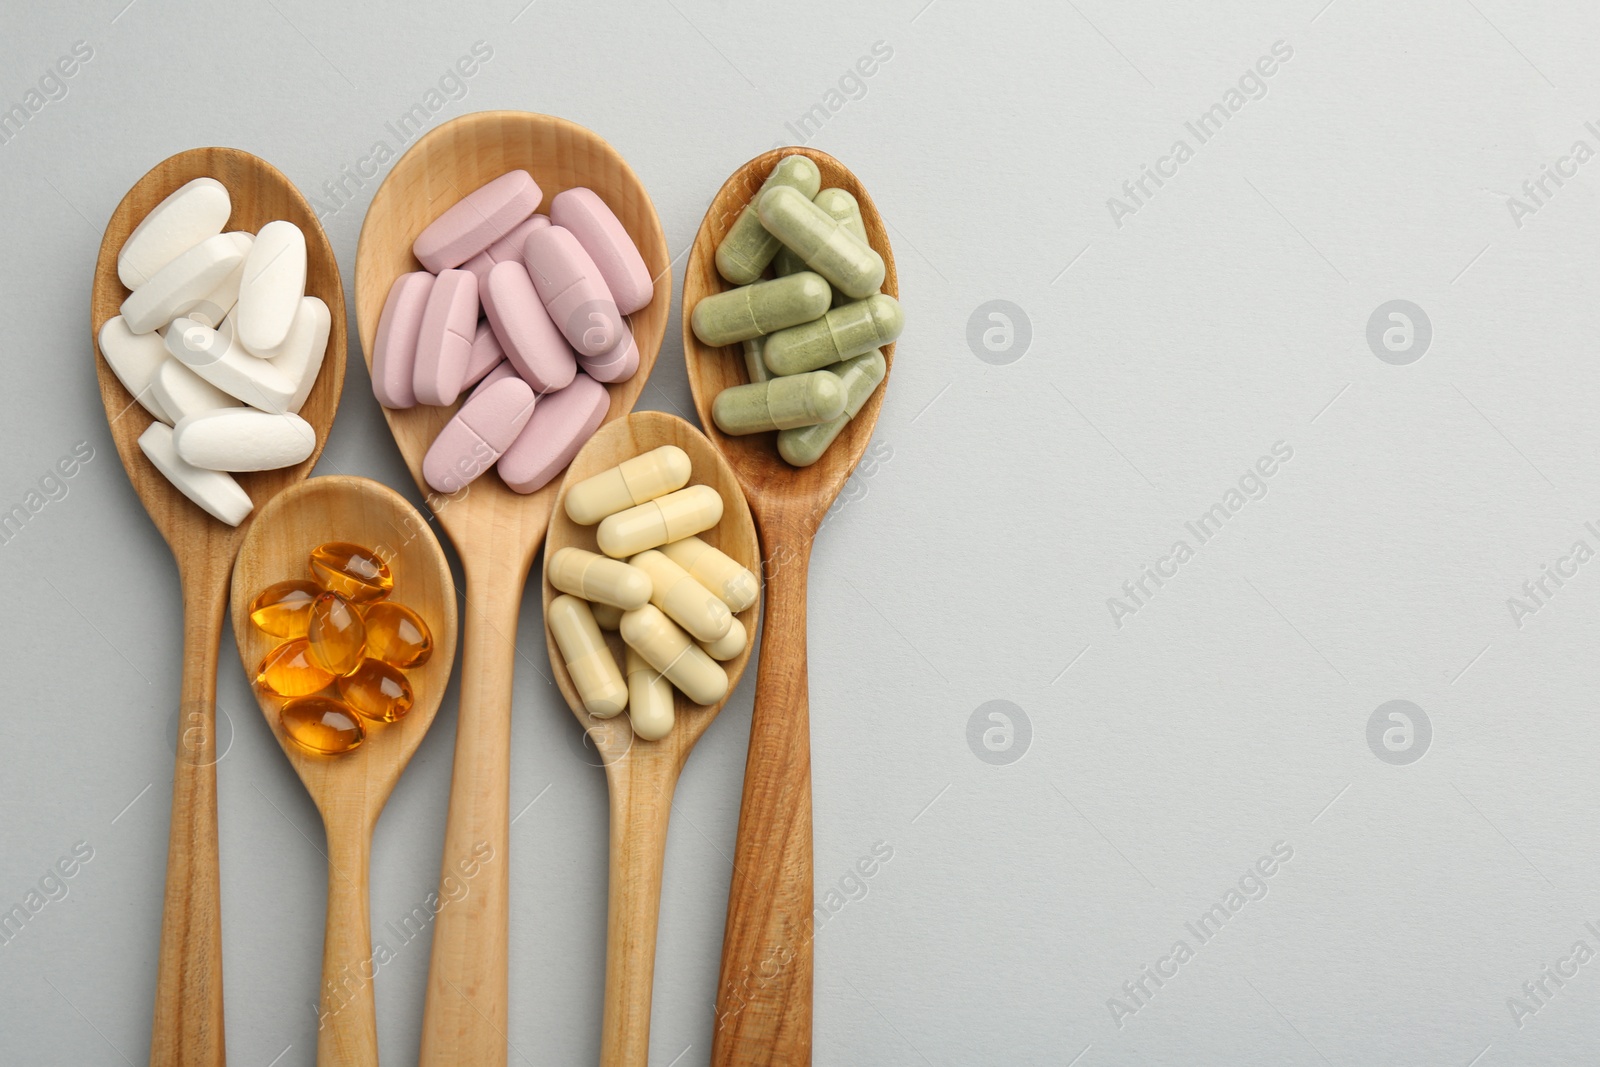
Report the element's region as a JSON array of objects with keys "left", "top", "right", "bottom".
[
  {"left": 165, "top": 317, "right": 297, "bottom": 413},
  {"left": 173, "top": 408, "right": 316, "bottom": 471},
  {"left": 264, "top": 297, "right": 330, "bottom": 413},
  {"left": 120, "top": 232, "right": 251, "bottom": 334},
  {"left": 138, "top": 422, "right": 252, "bottom": 525},
  {"left": 97, "top": 315, "right": 172, "bottom": 423},
  {"left": 118, "top": 177, "right": 231, "bottom": 290},
  {"left": 150, "top": 359, "right": 240, "bottom": 422},
  {"left": 236, "top": 221, "right": 307, "bottom": 353},
  {"left": 189, "top": 232, "right": 252, "bottom": 329}
]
